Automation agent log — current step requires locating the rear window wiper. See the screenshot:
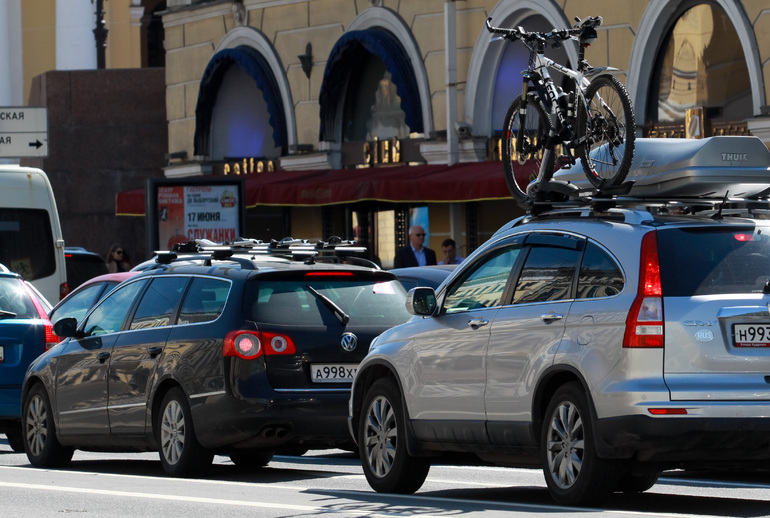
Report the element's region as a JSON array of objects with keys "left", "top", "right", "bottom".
[
  {"left": 0, "top": 310, "right": 17, "bottom": 318},
  {"left": 305, "top": 284, "right": 349, "bottom": 325}
]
